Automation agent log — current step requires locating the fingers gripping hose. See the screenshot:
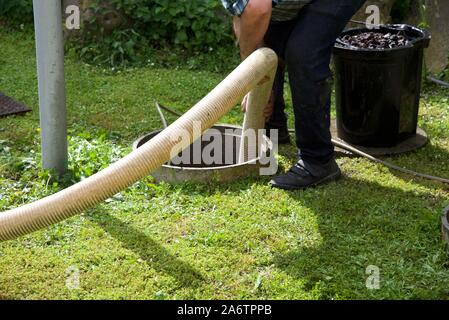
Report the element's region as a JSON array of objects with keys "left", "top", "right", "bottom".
[{"left": 0, "top": 48, "right": 278, "bottom": 242}]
